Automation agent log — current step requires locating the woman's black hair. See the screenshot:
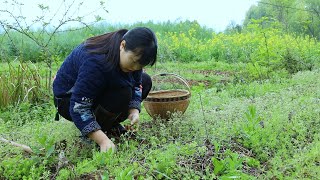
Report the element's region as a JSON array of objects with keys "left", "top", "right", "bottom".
[{"left": 84, "top": 27, "right": 157, "bottom": 68}]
